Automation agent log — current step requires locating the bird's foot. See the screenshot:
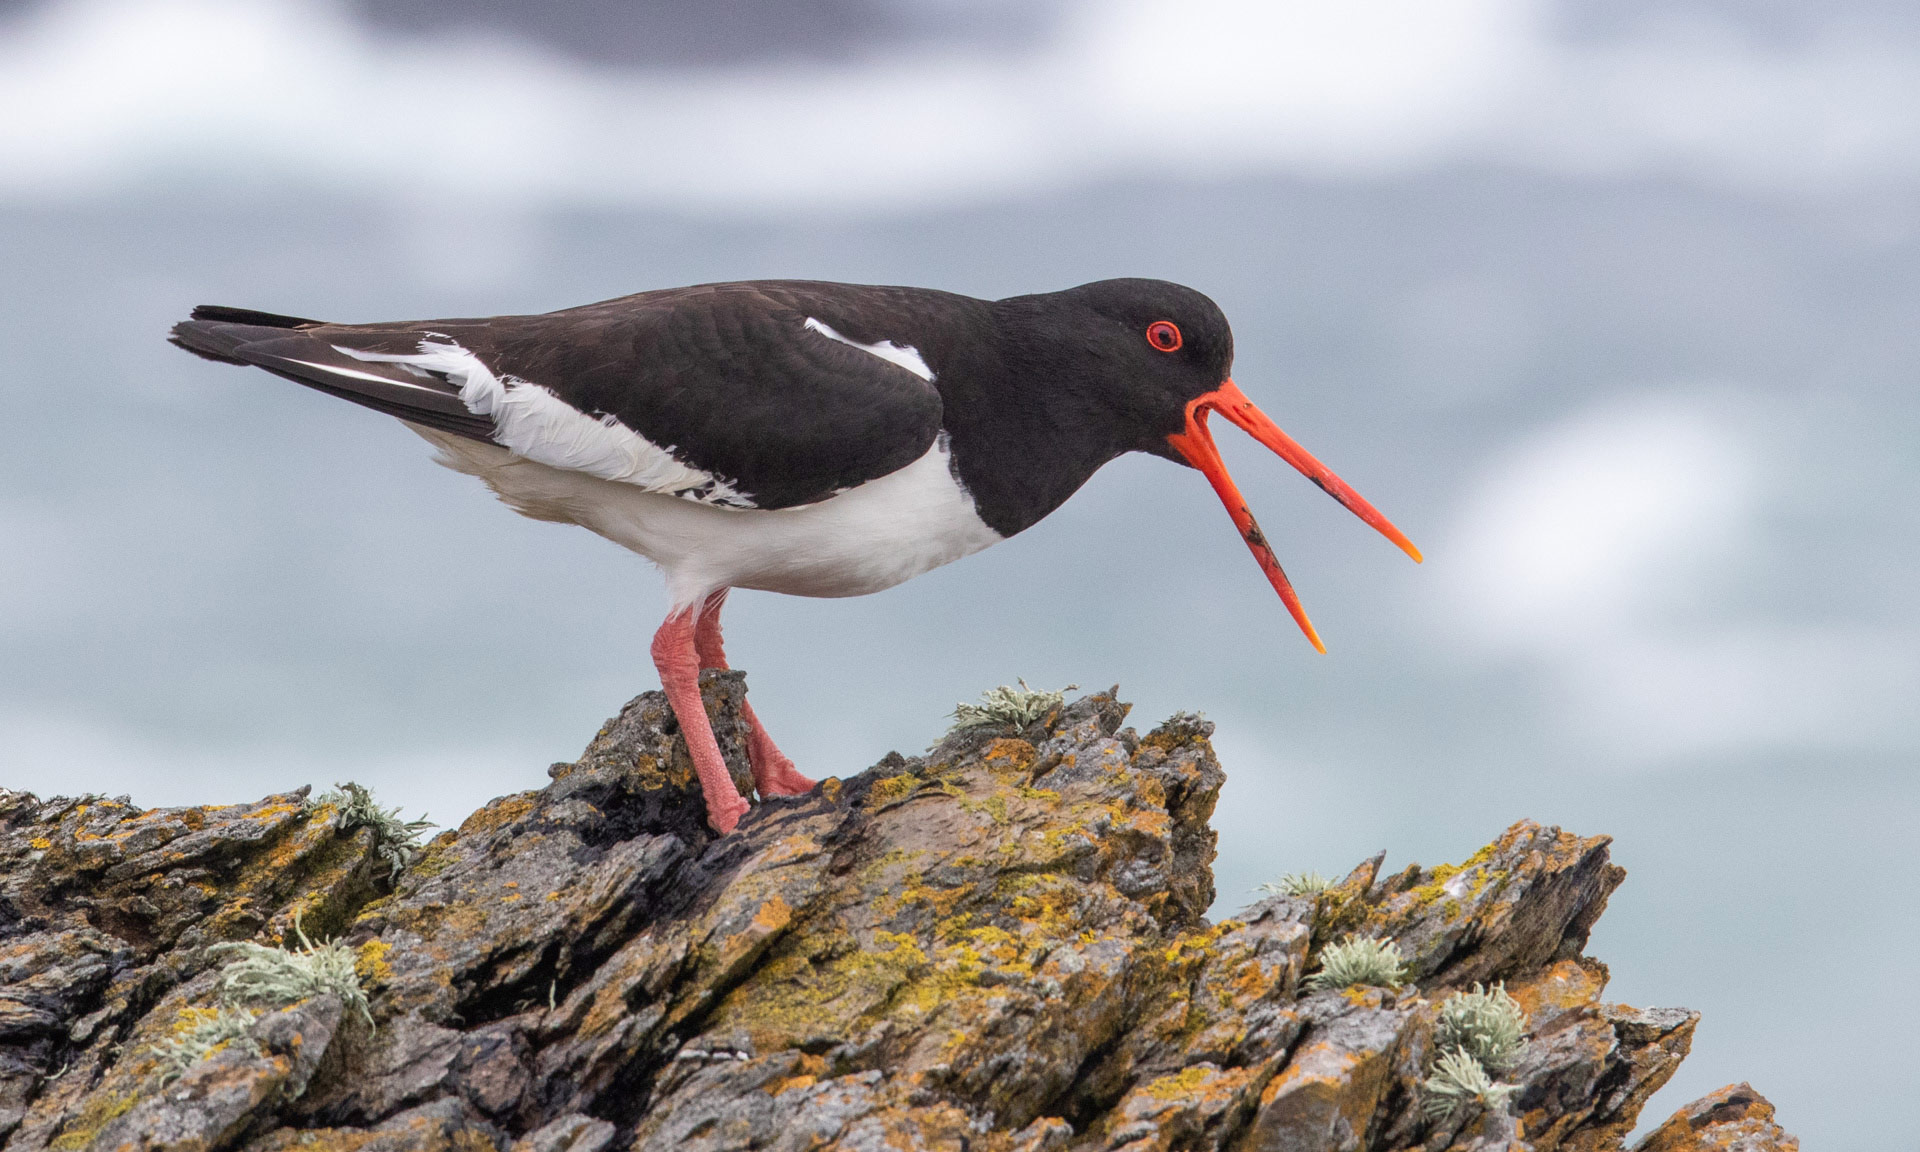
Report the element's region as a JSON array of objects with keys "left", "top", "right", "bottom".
[
  {"left": 706, "top": 791, "right": 751, "bottom": 836},
  {"left": 750, "top": 746, "right": 818, "bottom": 798},
  {"left": 742, "top": 700, "right": 816, "bottom": 797}
]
